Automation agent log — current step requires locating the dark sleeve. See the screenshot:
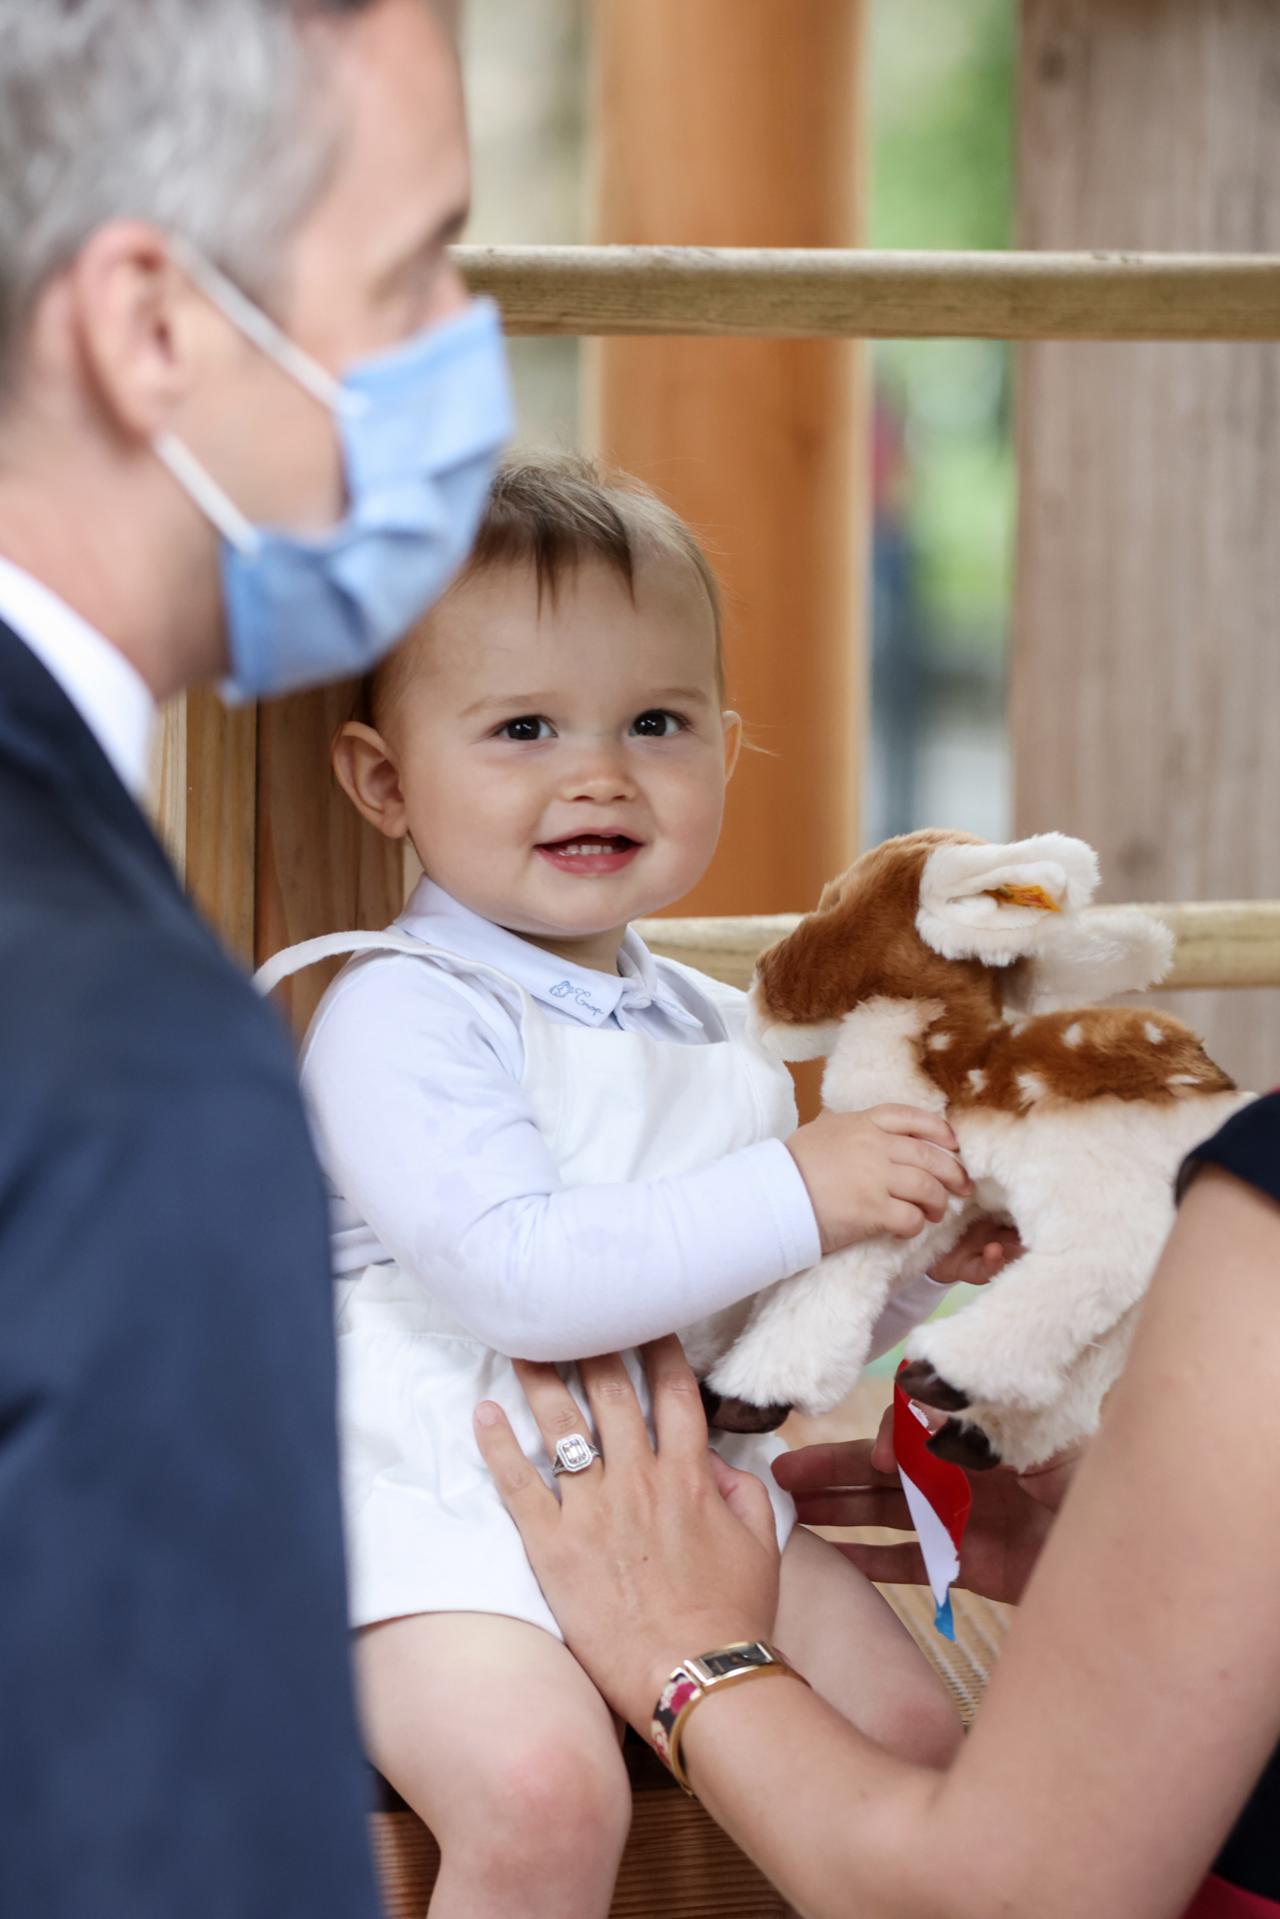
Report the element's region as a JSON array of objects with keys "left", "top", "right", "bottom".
[
  {"left": 1178, "top": 1090, "right": 1280, "bottom": 1204},
  {"left": 0, "top": 931, "right": 379, "bottom": 1919},
  {"left": 1178, "top": 1090, "right": 1280, "bottom": 1901}
]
